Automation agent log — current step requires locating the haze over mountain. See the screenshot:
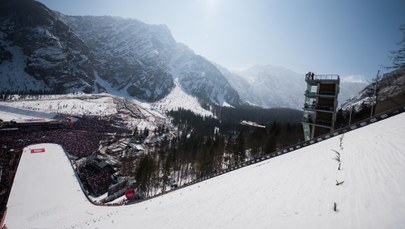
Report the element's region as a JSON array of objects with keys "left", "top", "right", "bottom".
[{"left": 220, "top": 64, "right": 367, "bottom": 109}]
